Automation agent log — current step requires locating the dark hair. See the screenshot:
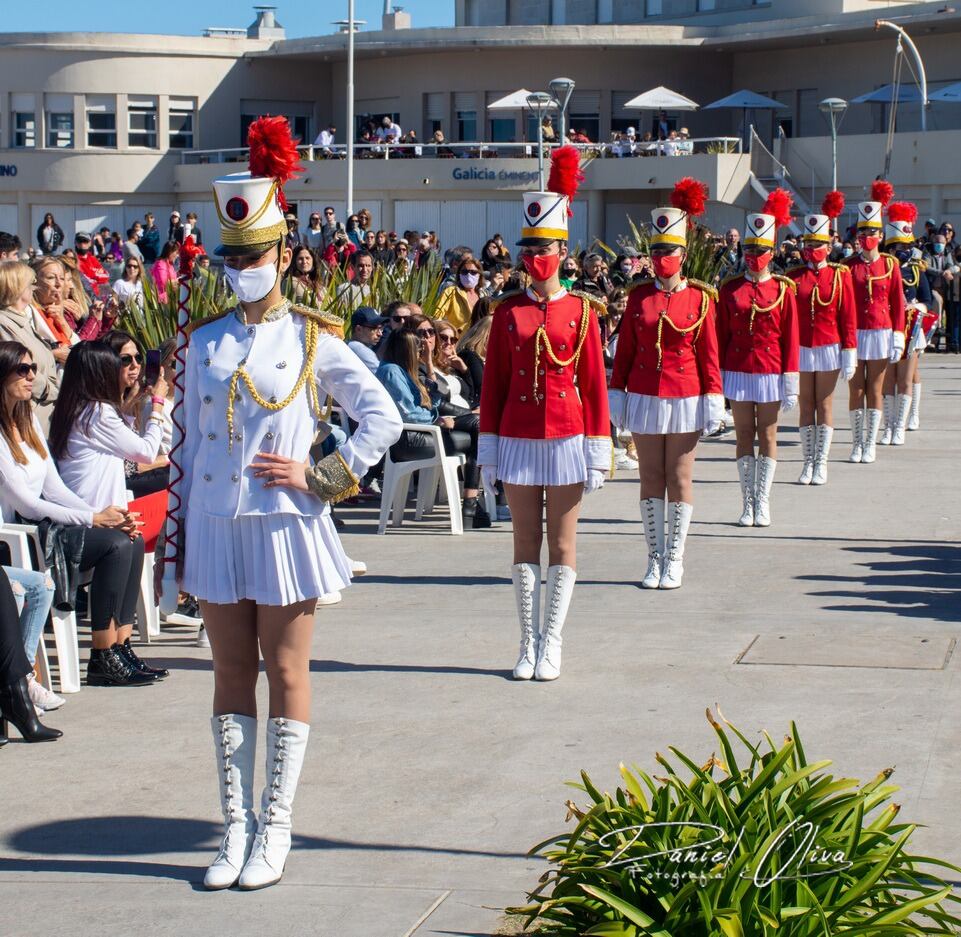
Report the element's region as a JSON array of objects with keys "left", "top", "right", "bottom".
[
  {"left": 0, "top": 232, "right": 21, "bottom": 254},
  {"left": 382, "top": 328, "right": 430, "bottom": 407},
  {"left": 49, "top": 341, "right": 124, "bottom": 461},
  {"left": 469, "top": 295, "right": 493, "bottom": 328},
  {"left": 351, "top": 250, "right": 373, "bottom": 267},
  {"left": 102, "top": 329, "right": 142, "bottom": 405},
  {"left": 0, "top": 340, "right": 46, "bottom": 465},
  {"left": 126, "top": 226, "right": 139, "bottom": 239},
  {"left": 384, "top": 300, "right": 410, "bottom": 319},
  {"left": 159, "top": 239, "right": 180, "bottom": 262}
]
